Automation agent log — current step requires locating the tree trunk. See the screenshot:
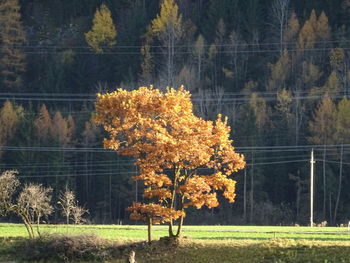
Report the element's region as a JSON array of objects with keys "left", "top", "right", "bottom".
[
  {"left": 175, "top": 196, "right": 185, "bottom": 237},
  {"left": 168, "top": 168, "right": 179, "bottom": 237},
  {"left": 36, "top": 215, "right": 41, "bottom": 237},
  {"left": 147, "top": 217, "right": 152, "bottom": 244},
  {"left": 333, "top": 144, "right": 343, "bottom": 224},
  {"left": 175, "top": 214, "right": 184, "bottom": 237}
]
